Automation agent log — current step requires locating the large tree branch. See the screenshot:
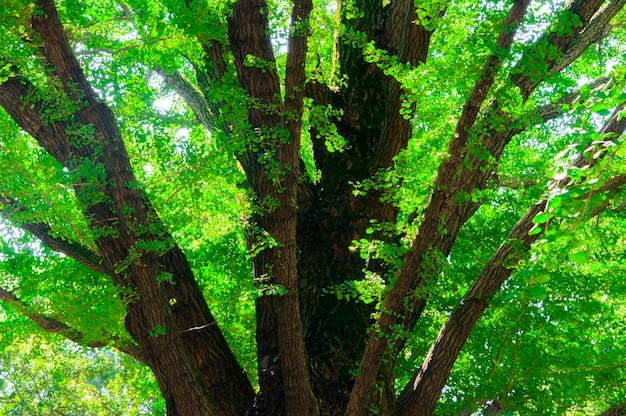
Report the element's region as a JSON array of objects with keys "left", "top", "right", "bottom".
[
  {"left": 19, "top": 222, "right": 104, "bottom": 273},
  {"left": 260, "top": 0, "right": 319, "bottom": 413},
  {"left": 555, "top": 0, "right": 623, "bottom": 74},
  {"left": 589, "top": 174, "right": 626, "bottom": 217},
  {"left": 396, "top": 201, "right": 546, "bottom": 416},
  {"left": 345, "top": 2, "right": 532, "bottom": 413},
  {"left": 596, "top": 174, "right": 626, "bottom": 196},
  {"left": 366, "top": 0, "right": 447, "bottom": 180},
  {"left": 0, "top": 195, "right": 106, "bottom": 274},
  {"left": 227, "top": 0, "right": 320, "bottom": 413},
  {"left": 162, "top": 2, "right": 321, "bottom": 413},
  {"left": 383, "top": 0, "right": 446, "bottom": 66},
  {"left": 599, "top": 402, "right": 626, "bottom": 416},
  {"left": 227, "top": 0, "right": 288, "bottom": 192},
  {"left": 0, "top": 76, "right": 71, "bottom": 164},
  {"left": 533, "top": 76, "right": 613, "bottom": 125},
  {"left": 227, "top": 0, "right": 281, "bottom": 131},
  {"left": 387, "top": 0, "right": 620, "bottom": 348},
  {"left": 155, "top": 67, "right": 217, "bottom": 132},
  {"left": 0, "top": 2, "right": 256, "bottom": 414},
  {"left": 396, "top": 102, "right": 626, "bottom": 416},
  {"left": 0, "top": 286, "right": 146, "bottom": 364},
  {"left": 512, "top": 0, "right": 623, "bottom": 100},
  {"left": 452, "top": 0, "right": 533, "bottom": 154},
  {"left": 31, "top": 0, "right": 97, "bottom": 100}
]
